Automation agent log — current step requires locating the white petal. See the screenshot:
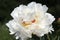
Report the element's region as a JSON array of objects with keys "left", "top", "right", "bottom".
[
  {"left": 16, "top": 36, "right": 19, "bottom": 39},
  {"left": 42, "top": 5, "right": 48, "bottom": 12},
  {"left": 11, "top": 7, "right": 19, "bottom": 19},
  {"left": 10, "top": 31, "right": 15, "bottom": 35},
  {"left": 6, "top": 20, "right": 16, "bottom": 34},
  {"left": 45, "top": 13, "right": 55, "bottom": 24},
  {"left": 28, "top": 2, "right": 36, "bottom": 8}
]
